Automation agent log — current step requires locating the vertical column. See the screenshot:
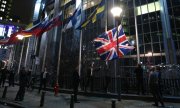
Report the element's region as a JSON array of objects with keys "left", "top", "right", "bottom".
[
  {"left": 133, "top": 0, "right": 140, "bottom": 63},
  {"left": 160, "top": 0, "right": 177, "bottom": 64}
]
